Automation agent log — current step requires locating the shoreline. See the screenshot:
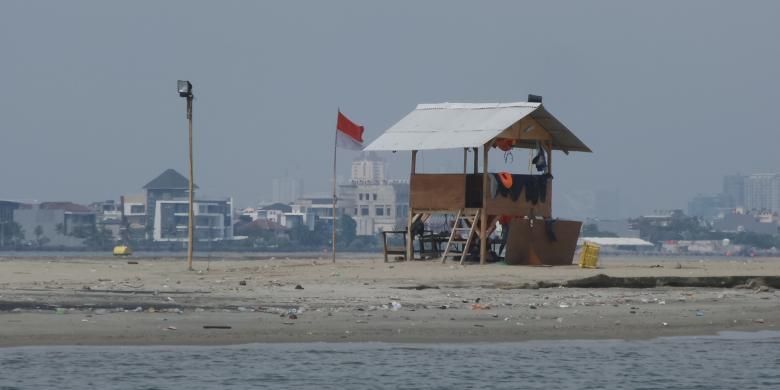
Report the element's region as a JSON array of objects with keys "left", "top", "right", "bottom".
[{"left": 1, "top": 256, "right": 778, "bottom": 347}]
